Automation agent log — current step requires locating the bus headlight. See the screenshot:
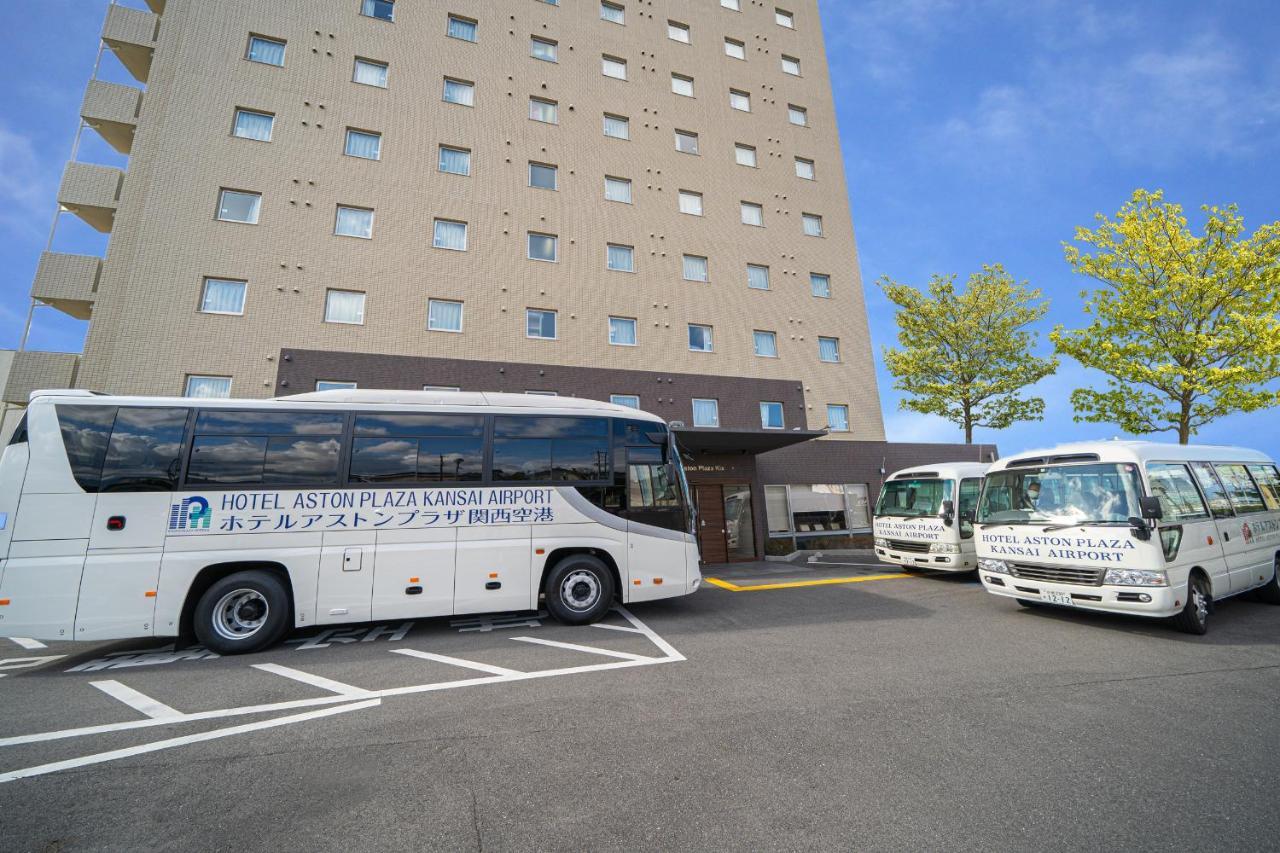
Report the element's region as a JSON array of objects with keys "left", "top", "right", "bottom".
[
  {"left": 929, "top": 543, "right": 961, "bottom": 554},
  {"left": 1103, "top": 569, "right": 1168, "bottom": 587},
  {"left": 978, "top": 558, "right": 1009, "bottom": 574},
  {"left": 874, "top": 538, "right": 889, "bottom": 549}
]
